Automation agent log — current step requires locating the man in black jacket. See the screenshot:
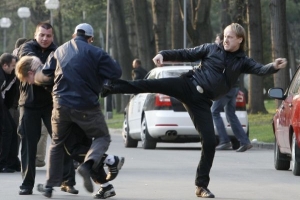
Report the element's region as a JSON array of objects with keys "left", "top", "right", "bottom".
[
  {"left": 17, "top": 22, "right": 78, "bottom": 195},
  {"left": 0, "top": 53, "right": 19, "bottom": 173},
  {"left": 131, "top": 58, "right": 148, "bottom": 80},
  {"left": 101, "top": 23, "right": 287, "bottom": 198}
]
